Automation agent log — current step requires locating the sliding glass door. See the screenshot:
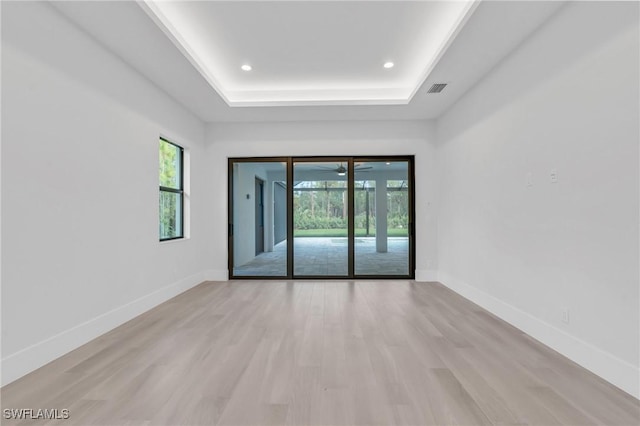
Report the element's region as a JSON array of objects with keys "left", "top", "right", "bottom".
[
  {"left": 293, "top": 160, "right": 349, "bottom": 277},
  {"left": 228, "top": 159, "right": 288, "bottom": 277},
  {"left": 228, "top": 156, "right": 414, "bottom": 279},
  {"left": 354, "top": 160, "right": 410, "bottom": 275}
]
